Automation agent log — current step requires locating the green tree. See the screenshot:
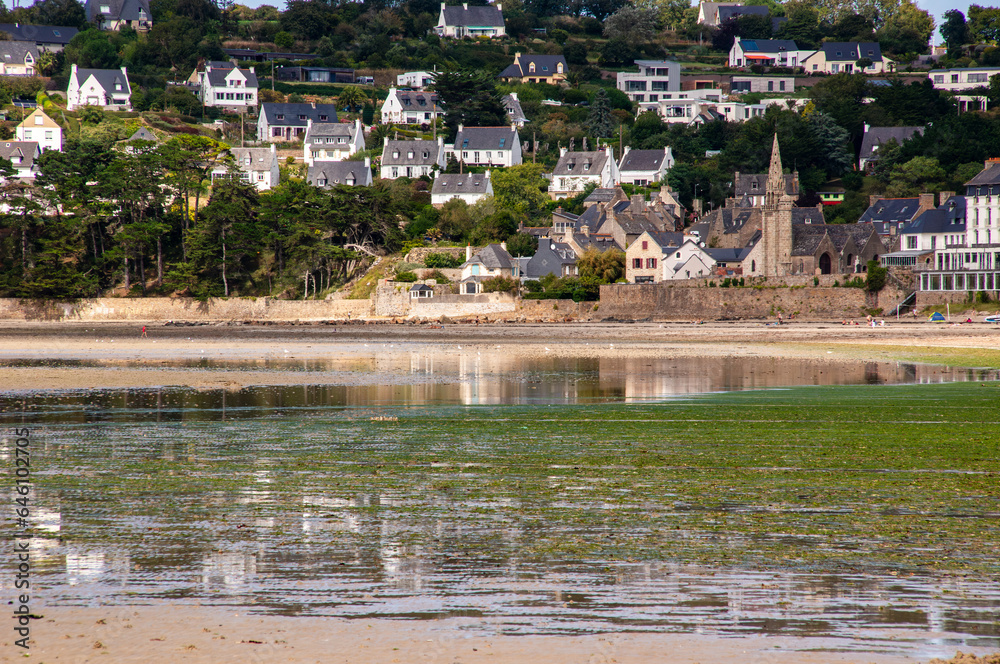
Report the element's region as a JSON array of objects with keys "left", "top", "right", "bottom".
[
  {"left": 505, "top": 232, "right": 538, "bottom": 257},
  {"left": 430, "top": 70, "right": 507, "bottom": 141},
  {"left": 436, "top": 198, "right": 473, "bottom": 240},
  {"left": 968, "top": 4, "right": 1000, "bottom": 44},
  {"left": 876, "top": 0, "right": 933, "bottom": 56},
  {"left": 940, "top": 9, "right": 968, "bottom": 50},
  {"left": 577, "top": 247, "right": 625, "bottom": 283},
  {"left": 586, "top": 88, "right": 614, "bottom": 139},
  {"left": 337, "top": 86, "right": 369, "bottom": 112},
  {"left": 490, "top": 163, "right": 549, "bottom": 219},
  {"left": 885, "top": 156, "right": 946, "bottom": 197},
  {"left": 603, "top": 5, "right": 658, "bottom": 43},
  {"left": 807, "top": 111, "right": 853, "bottom": 176}
]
